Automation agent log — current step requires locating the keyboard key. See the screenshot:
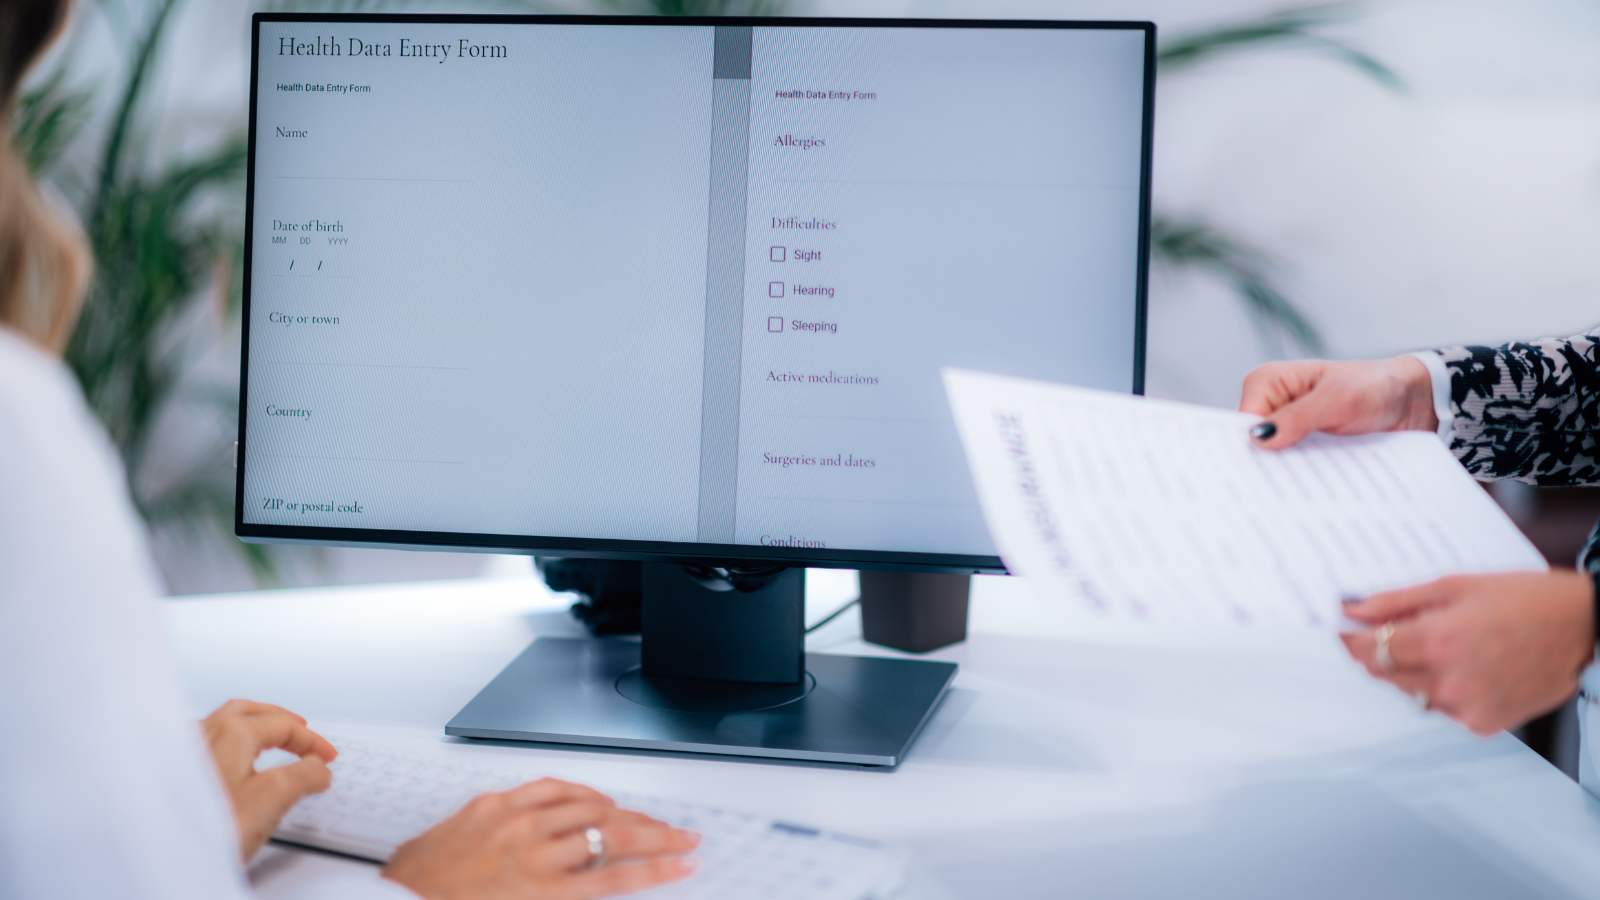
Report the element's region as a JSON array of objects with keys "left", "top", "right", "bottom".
[
  {"left": 388, "top": 791, "right": 426, "bottom": 811},
  {"left": 346, "top": 767, "right": 381, "bottom": 786},
  {"left": 284, "top": 809, "right": 332, "bottom": 832},
  {"left": 366, "top": 786, "right": 403, "bottom": 807},
  {"left": 348, "top": 801, "right": 384, "bottom": 822},
  {"left": 331, "top": 818, "right": 414, "bottom": 847},
  {"left": 380, "top": 758, "right": 420, "bottom": 777},
  {"left": 419, "top": 797, "right": 458, "bottom": 818}
]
